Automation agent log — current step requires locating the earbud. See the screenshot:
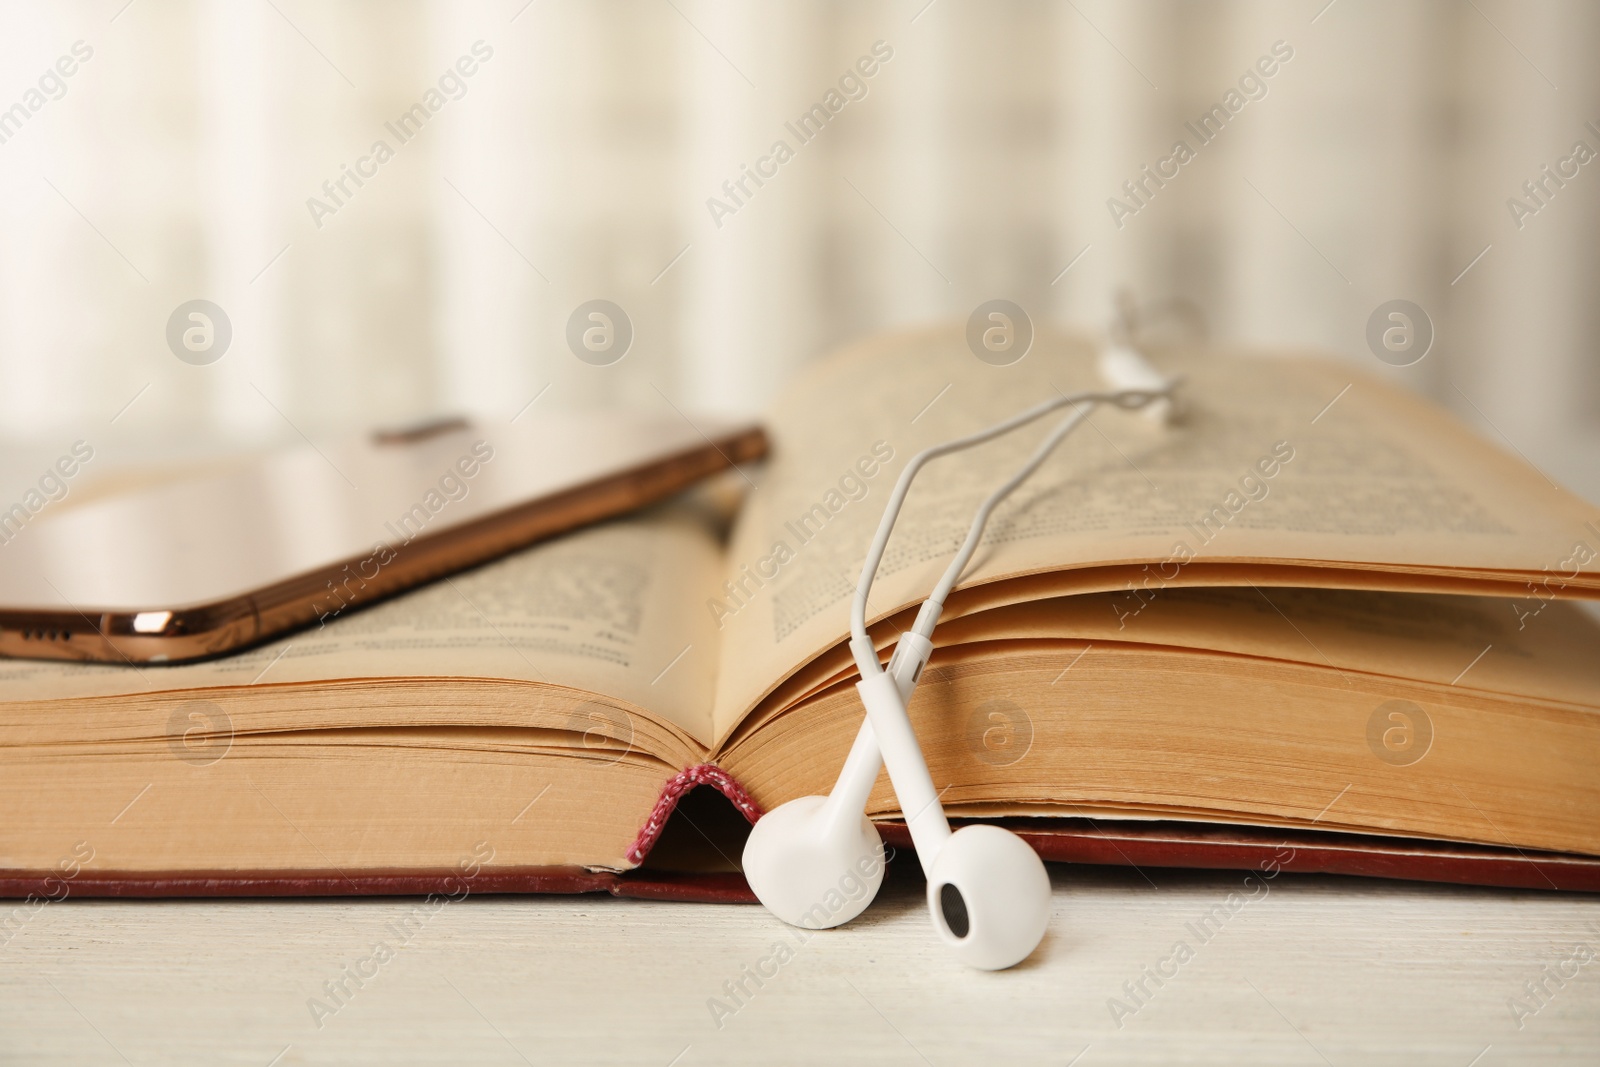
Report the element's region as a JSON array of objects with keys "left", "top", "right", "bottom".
[
  {"left": 926, "top": 824, "right": 1054, "bottom": 970},
  {"left": 741, "top": 794, "right": 884, "bottom": 931},
  {"left": 743, "top": 642, "right": 1052, "bottom": 969},
  {"left": 742, "top": 639, "right": 917, "bottom": 933},
  {"left": 743, "top": 343, "right": 1178, "bottom": 970}
]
